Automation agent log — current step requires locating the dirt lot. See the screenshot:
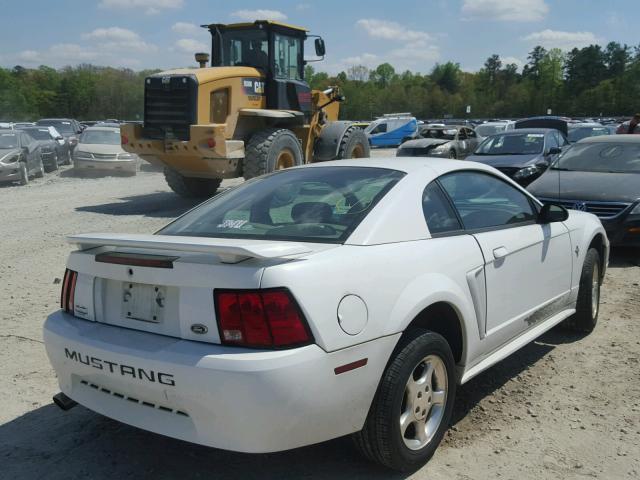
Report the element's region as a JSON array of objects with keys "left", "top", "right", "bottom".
[{"left": 0, "top": 157, "right": 639, "bottom": 480}]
